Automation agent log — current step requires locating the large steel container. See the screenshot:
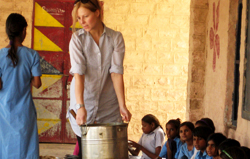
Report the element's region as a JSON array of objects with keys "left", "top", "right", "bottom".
[{"left": 81, "top": 123, "right": 128, "bottom": 159}]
